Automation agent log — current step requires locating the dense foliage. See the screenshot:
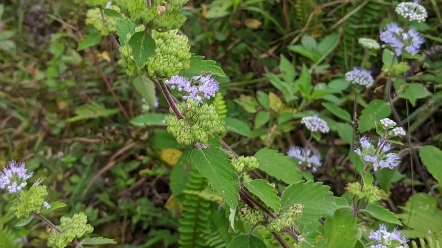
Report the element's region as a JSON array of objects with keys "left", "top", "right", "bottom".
[{"left": 1, "top": 0, "right": 442, "bottom": 247}]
